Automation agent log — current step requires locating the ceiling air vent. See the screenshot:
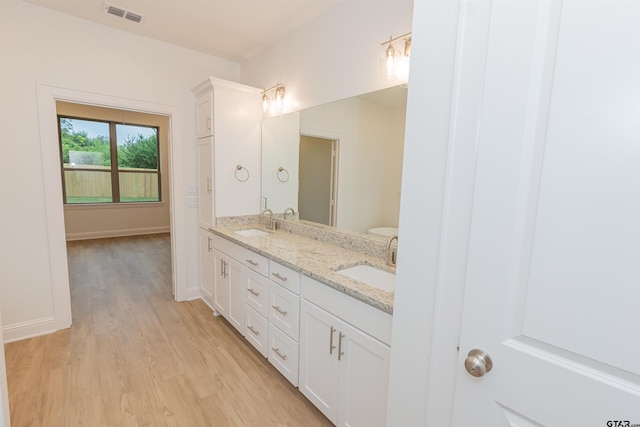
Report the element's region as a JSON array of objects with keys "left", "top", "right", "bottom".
[
  {"left": 106, "top": 5, "right": 125, "bottom": 18},
  {"left": 104, "top": 3, "right": 143, "bottom": 24},
  {"left": 124, "top": 12, "right": 142, "bottom": 23}
]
